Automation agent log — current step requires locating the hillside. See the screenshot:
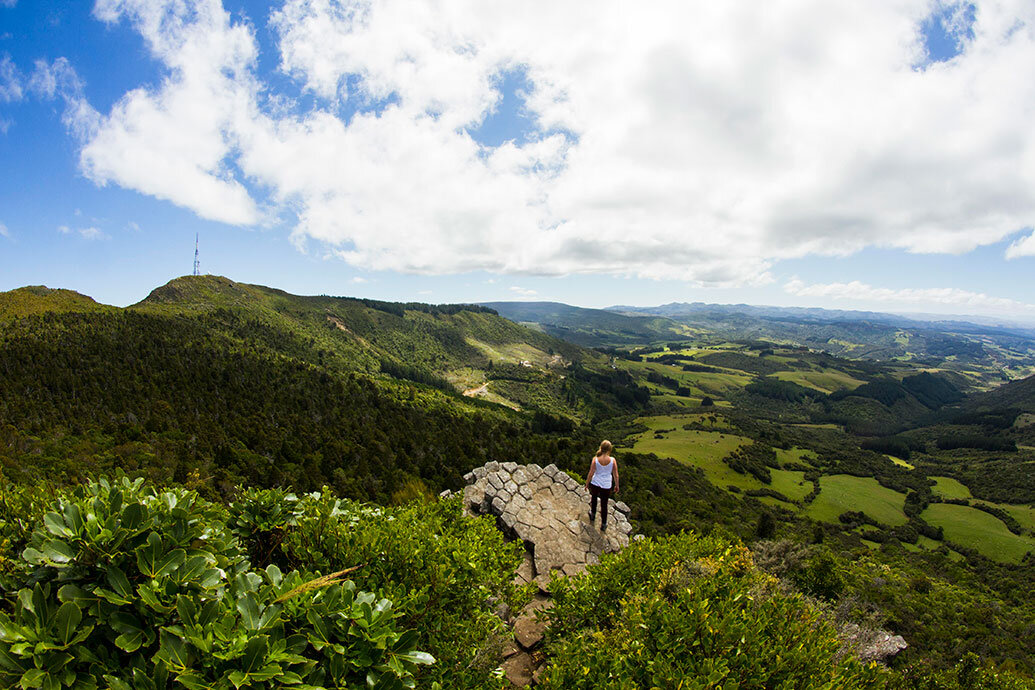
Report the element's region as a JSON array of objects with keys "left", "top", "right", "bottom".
[
  {"left": 3, "top": 277, "right": 1035, "bottom": 686},
  {"left": 482, "top": 300, "right": 682, "bottom": 346},
  {"left": 0, "top": 285, "right": 116, "bottom": 319},
  {"left": 0, "top": 276, "right": 657, "bottom": 501},
  {"left": 489, "top": 299, "right": 1035, "bottom": 382}
]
